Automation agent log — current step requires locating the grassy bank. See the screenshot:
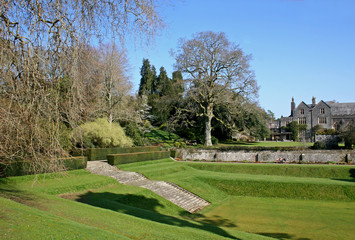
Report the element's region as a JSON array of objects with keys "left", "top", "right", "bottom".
[
  {"left": 0, "top": 170, "right": 270, "bottom": 240},
  {"left": 1, "top": 158, "right": 355, "bottom": 239},
  {"left": 119, "top": 158, "right": 355, "bottom": 240},
  {"left": 186, "top": 162, "right": 355, "bottom": 179}
]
